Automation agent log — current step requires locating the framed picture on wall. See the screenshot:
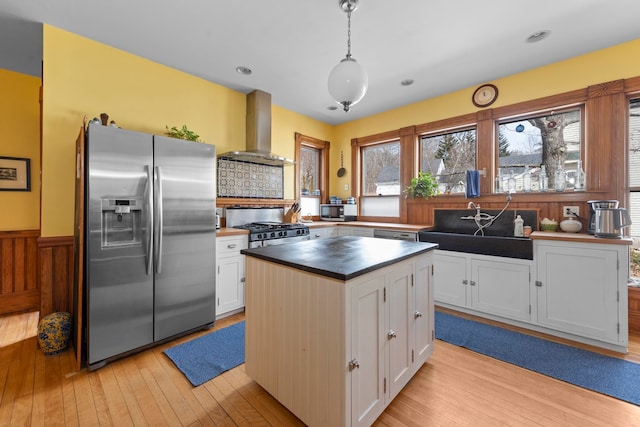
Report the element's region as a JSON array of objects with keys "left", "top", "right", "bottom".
[{"left": 0, "top": 156, "right": 31, "bottom": 191}]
